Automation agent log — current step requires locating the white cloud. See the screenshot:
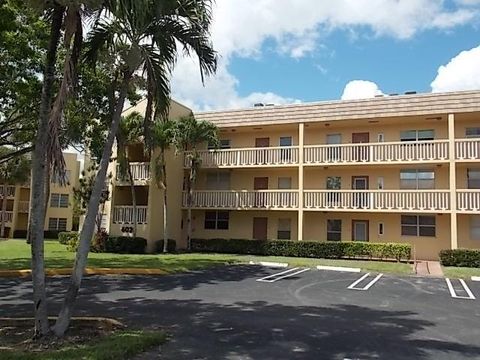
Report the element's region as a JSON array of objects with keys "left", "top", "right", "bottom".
[
  {"left": 172, "top": 0, "right": 479, "bottom": 111},
  {"left": 431, "top": 45, "right": 480, "bottom": 93},
  {"left": 341, "top": 80, "right": 384, "bottom": 100}
]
